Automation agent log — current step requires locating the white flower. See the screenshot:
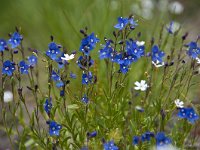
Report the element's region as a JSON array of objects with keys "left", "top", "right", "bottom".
[
  {"left": 196, "top": 57, "right": 200, "bottom": 64},
  {"left": 134, "top": 80, "right": 149, "bottom": 91},
  {"left": 136, "top": 41, "right": 145, "bottom": 46},
  {"left": 4, "top": 91, "right": 13, "bottom": 103},
  {"left": 61, "top": 54, "right": 75, "bottom": 61},
  {"left": 168, "top": 1, "right": 184, "bottom": 14},
  {"left": 152, "top": 60, "right": 165, "bottom": 68},
  {"left": 175, "top": 99, "right": 184, "bottom": 108}
]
